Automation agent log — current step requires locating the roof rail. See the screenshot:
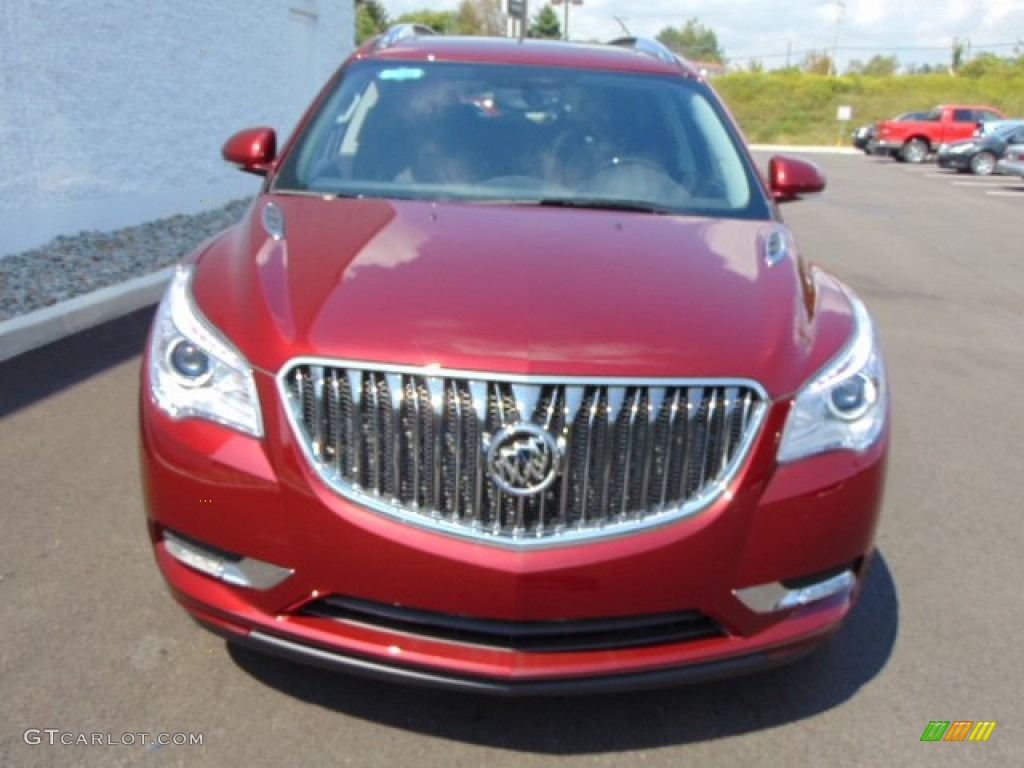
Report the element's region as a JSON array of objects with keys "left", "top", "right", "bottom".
[
  {"left": 375, "top": 23, "right": 437, "bottom": 51},
  {"left": 608, "top": 36, "right": 682, "bottom": 66}
]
